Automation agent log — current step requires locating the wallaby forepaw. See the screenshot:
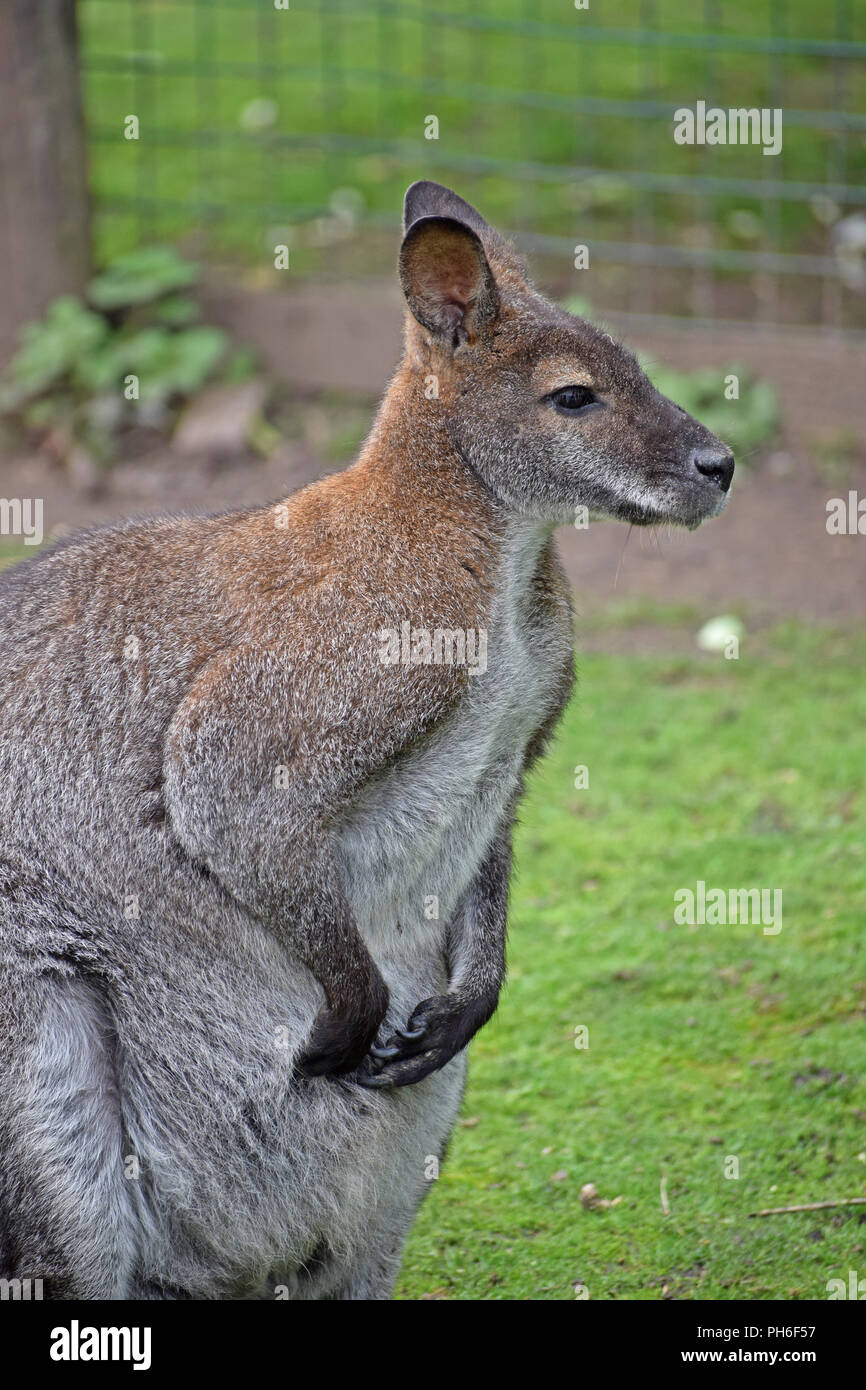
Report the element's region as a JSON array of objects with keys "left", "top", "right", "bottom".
[
  {"left": 295, "top": 996, "right": 387, "bottom": 1080},
  {"left": 356, "top": 992, "right": 494, "bottom": 1089}
]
